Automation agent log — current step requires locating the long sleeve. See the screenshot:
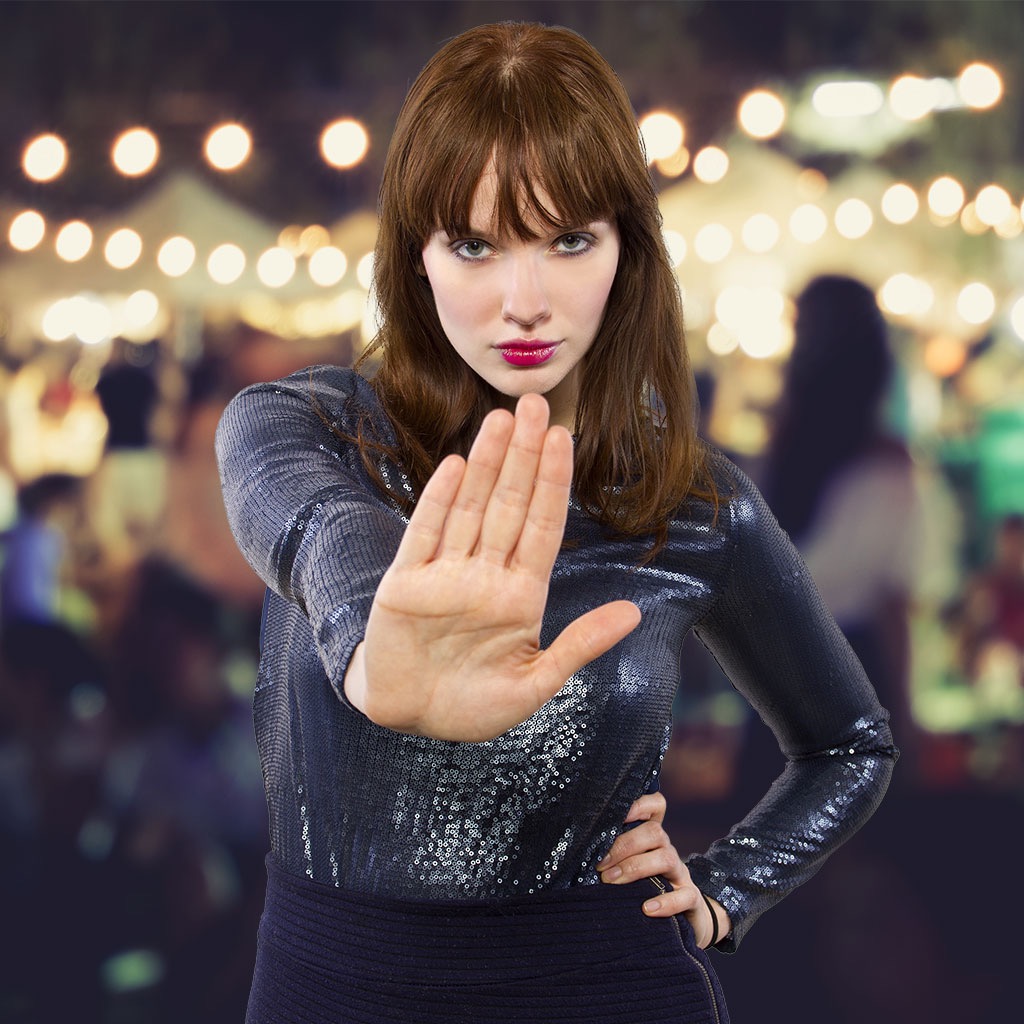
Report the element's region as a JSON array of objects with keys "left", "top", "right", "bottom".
[
  {"left": 214, "top": 366, "right": 405, "bottom": 695},
  {"left": 686, "top": 461, "right": 899, "bottom": 952}
]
